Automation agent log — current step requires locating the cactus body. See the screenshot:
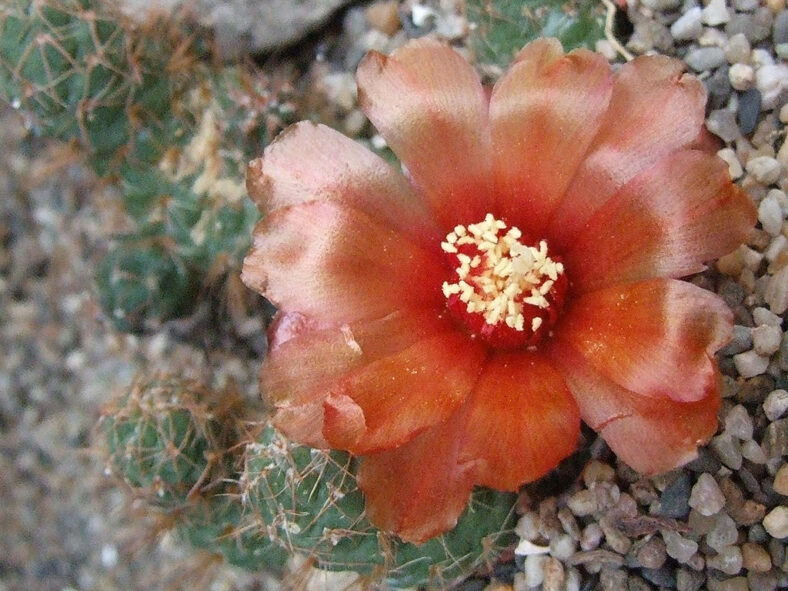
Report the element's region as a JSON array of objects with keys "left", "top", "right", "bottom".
[{"left": 102, "top": 376, "right": 237, "bottom": 507}]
